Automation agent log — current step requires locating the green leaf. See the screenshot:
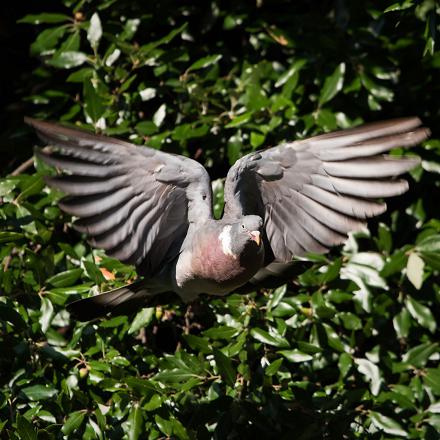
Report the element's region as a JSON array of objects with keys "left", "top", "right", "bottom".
[
  {"left": 0, "top": 179, "right": 16, "bottom": 196},
  {"left": 360, "top": 73, "right": 394, "bottom": 101},
  {"left": 183, "top": 334, "right": 211, "bottom": 353},
  {"left": 39, "top": 297, "right": 54, "bottom": 333},
  {"left": 83, "top": 79, "right": 106, "bottom": 122},
  {"left": 355, "top": 358, "right": 382, "bottom": 396},
  {"left": 275, "top": 59, "right": 306, "bottom": 88},
  {"left": 393, "top": 308, "right": 411, "bottom": 338},
  {"left": 376, "top": 223, "right": 392, "bottom": 253},
  {"left": 417, "top": 234, "right": 440, "bottom": 253},
  {"left": 0, "top": 232, "right": 24, "bottom": 244},
  {"left": 17, "top": 174, "right": 45, "bottom": 201},
  {"left": 278, "top": 349, "right": 313, "bottom": 363},
  {"left": 319, "top": 62, "right": 345, "bottom": 105},
  {"left": 424, "top": 368, "right": 440, "bottom": 395},
  {"left": 338, "top": 353, "right": 352, "bottom": 378},
  {"left": 297, "top": 342, "right": 322, "bottom": 354},
  {"left": 322, "top": 323, "right": 345, "bottom": 352},
  {"left": 46, "top": 268, "right": 83, "bottom": 288},
  {"left": 83, "top": 259, "right": 106, "bottom": 284},
  {"left": 267, "top": 284, "right": 287, "bottom": 311},
  {"left": 136, "top": 121, "right": 158, "bottom": 136},
  {"left": 403, "top": 342, "right": 438, "bottom": 367},
  {"left": 67, "top": 67, "right": 94, "bottom": 83},
  {"left": 406, "top": 252, "right": 425, "bottom": 289},
  {"left": 155, "top": 369, "right": 202, "bottom": 383},
  {"left": 155, "top": 415, "right": 173, "bottom": 437},
  {"left": 31, "top": 25, "right": 67, "bottom": 54},
  {"left": 381, "top": 250, "right": 407, "bottom": 277},
  {"left": 369, "top": 411, "right": 407, "bottom": 437},
  {"left": 265, "top": 358, "right": 283, "bottom": 376},
  {"left": 127, "top": 404, "right": 143, "bottom": 440},
  {"left": 50, "top": 51, "right": 88, "bottom": 69},
  {"left": 213, "top": 349, "right": 236, "bottom": 386},
  {"left": 18, "top": 13, "right": 71, "bottom": 24},
  {"left": 405, "top": 295, "right": 436, "bottom": 333},
  {"left": 128, "top": 307, "right": 154, "bottom": 334},
  {"left": 16, "top": 415, "right": 37, "bottom": 440},
  {"left": 339, "top": 312, "right": 362, "bottom": 330},
  {"left": 204, "top": 326, "right": 240, "bottom": 340},
  {"left": 21, "top": 384, "right": 57, "bottom": 401},
  {"left": 250, "top": 131, "right": 265, "bottom": 148},
  {"left": 187, "top": 54, "right": 222, "bottom": 72},
  {"left": 144, "top": 394, "right": 162, "bottom": 411},
  {"left": 62, "top": 411, "right": 86, "bottom": 435},
  {"left": 167, "top": 417, "right": 190, "bottom": 440},
  {"left": 250, "top": 328, "right": 290, "bottom": 348},
  {"left": 225, "top": 112, "right": 252, "bottom": 128},
  {"left": 384, "top": 0, "right": 414, "bottom": 13}
]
